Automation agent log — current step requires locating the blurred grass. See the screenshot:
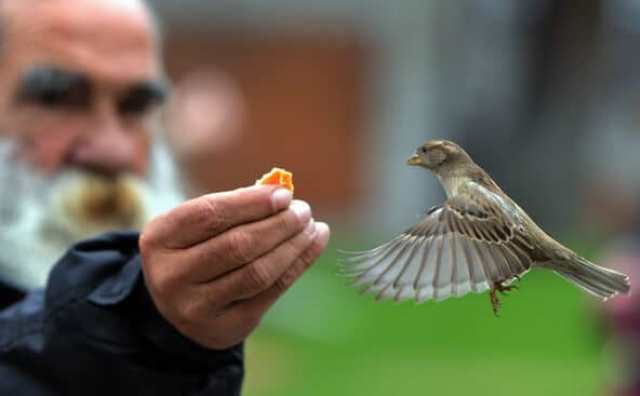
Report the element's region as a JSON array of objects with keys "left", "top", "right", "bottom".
[{"left": 243, "top": 236, "right": 610, "bottom": 396}]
